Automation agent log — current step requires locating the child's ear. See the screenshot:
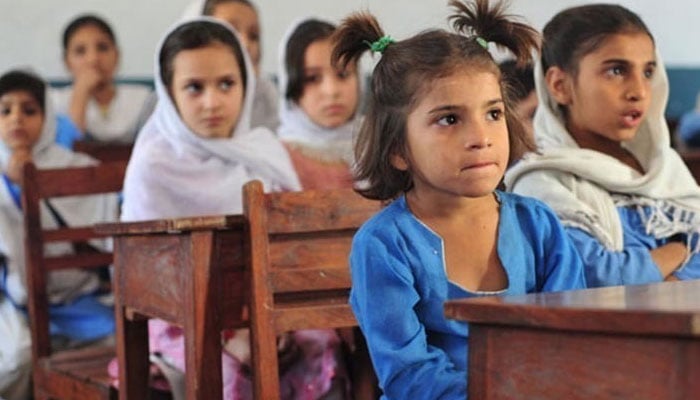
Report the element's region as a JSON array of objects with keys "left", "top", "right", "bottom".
[
  {"left": 390, "top": 153, "right": 409, "bottom": 171},
  {"left": 545, "top": 66, "right": 573, "bottom": 106}
]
